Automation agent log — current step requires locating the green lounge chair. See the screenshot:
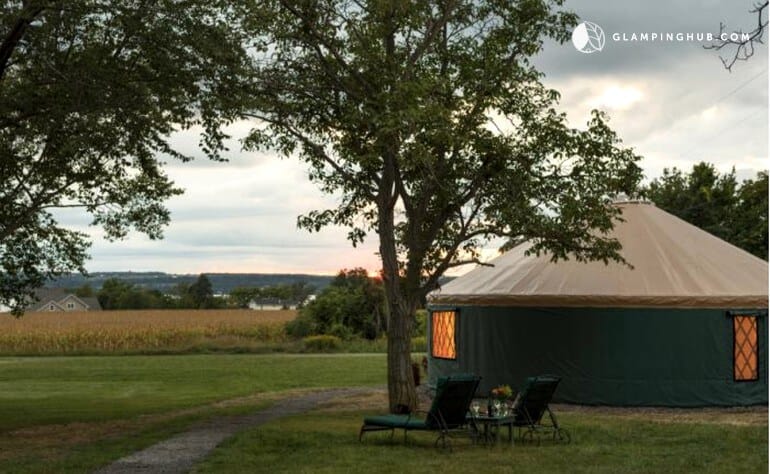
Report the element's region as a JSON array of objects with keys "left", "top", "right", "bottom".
[
  {"left": 359, "top": 374, "right": 481, "bottom": 450},
  {"left": 511, "top": 374, "right": 570, "bottom": 444}
]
